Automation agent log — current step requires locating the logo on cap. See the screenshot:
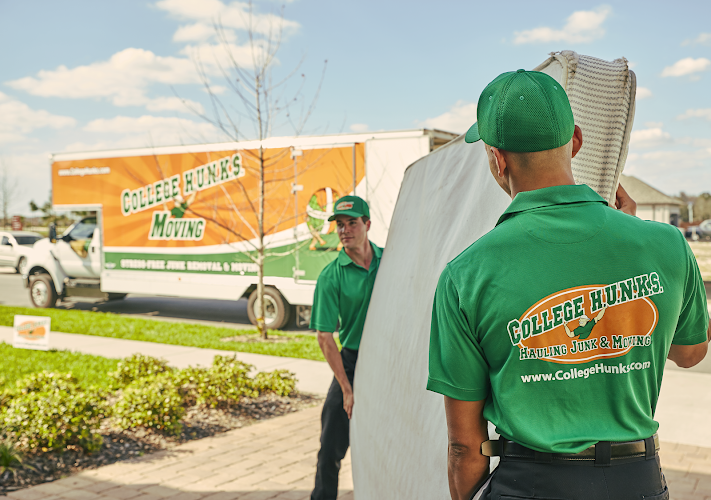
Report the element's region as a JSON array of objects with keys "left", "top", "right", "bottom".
[{"left": 336, "top": 202, "right": 354, "bottom": 211}]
